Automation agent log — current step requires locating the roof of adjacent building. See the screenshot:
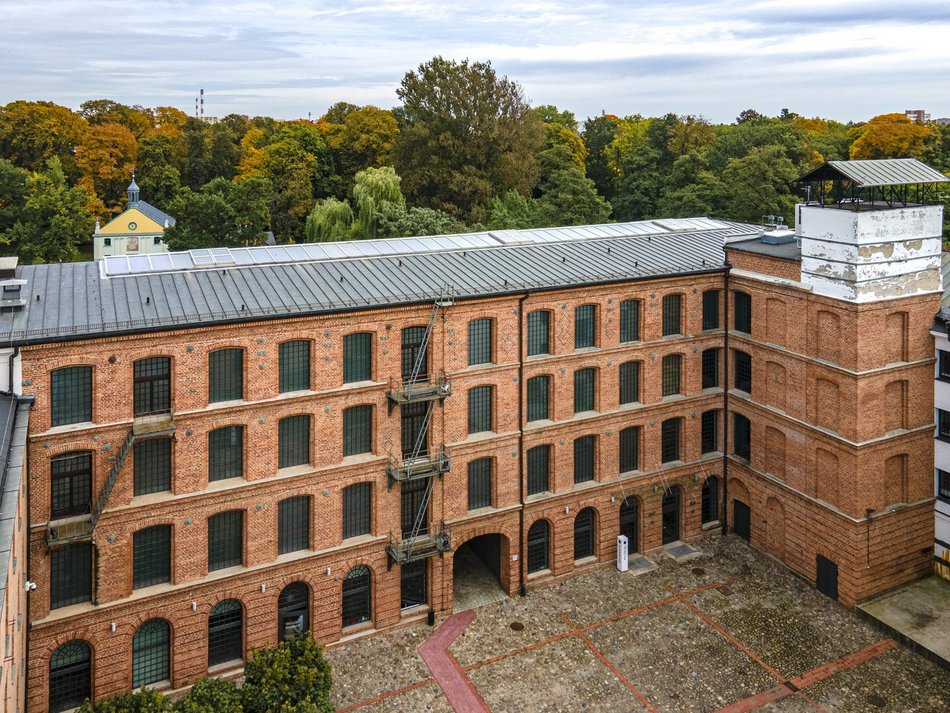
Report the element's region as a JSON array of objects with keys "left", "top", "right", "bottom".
[
  {"left": 131, "top": 200, "right": 176, "bottom": 228},
  {"left": 797, "top": 158, "right": 949, "bottom": 187},
  {"left": 725, "top": 233, "right": 801, "bottom": 262},
  {"left": 0, "top": 217, "right": 757, "bottom": 347}
]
